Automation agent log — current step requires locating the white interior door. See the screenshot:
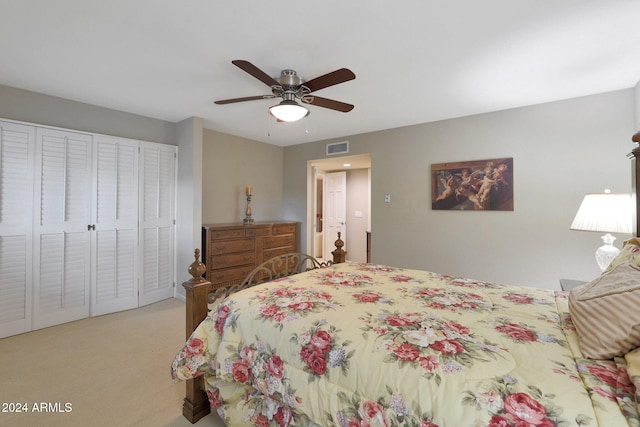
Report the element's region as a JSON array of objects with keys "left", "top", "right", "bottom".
[
  {"left": 324, "top": 171, "right": 346, "bottom": 259},
  {"left": 139, "top": 141, "right": 176, "bottom": 306},
  {"left": 33, "top": 128, "right": 92, "bottom": 330},
  {"left": 91, "top": 135, "right": 139, "bottom": 316},
  {"left": 0, "top": 122, "right": 35, "bottom": 338}
]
